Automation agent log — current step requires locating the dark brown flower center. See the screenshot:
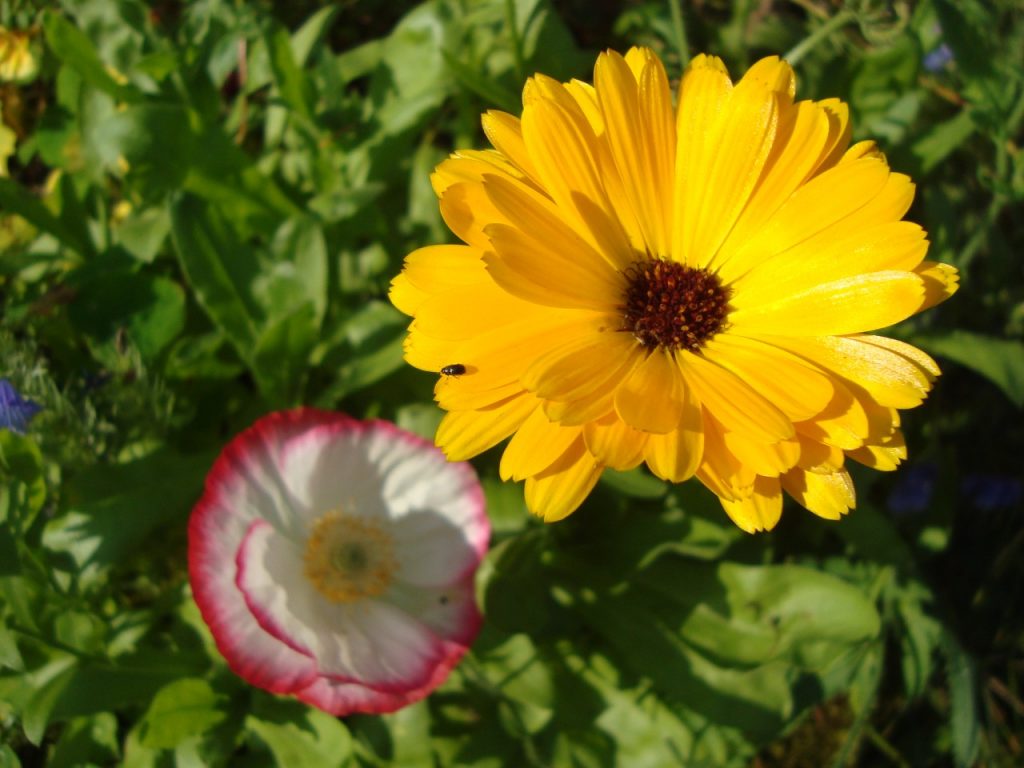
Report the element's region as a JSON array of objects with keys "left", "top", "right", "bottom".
[{"left": 621, "top": 258, "right": 730, "bottom": 351}]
